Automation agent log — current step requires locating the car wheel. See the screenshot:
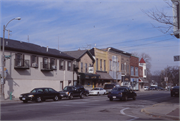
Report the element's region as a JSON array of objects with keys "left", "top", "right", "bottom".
[
  {"left": 123, "top": 96, "right": 127, "bottom": 101},
  {"left": 23, "top": 100, "right": 28, "bottom": 103},
  {"left": 80, "top": 93, "right": 84, "bottom": 99},
  {"left": 171, "top": 93, "right": 173, "bottom": 97},
  {"left": 53, "top": 95, "right": 59, "bottom": 101},
  {"left": 69, "top": 94, "right": 73, "bottom": 100},
  {"left": 97, "top": 92, "right": 100, "bottom": 96},
  {"left": 133, "top": 95, "right": 136, "bottom": 100},
  {"left": 36, "top": 97, "right": 42, "bottom": 103},
  {"left": 109, "top": 98, "right": 113, "bottom": 101}
]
